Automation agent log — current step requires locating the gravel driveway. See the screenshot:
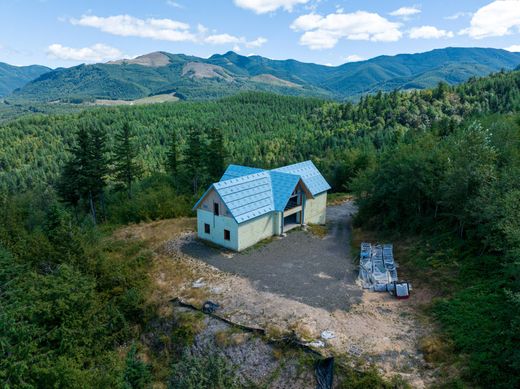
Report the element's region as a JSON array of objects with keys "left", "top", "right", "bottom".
[{"left": 182, "top": 201, "right": 362, "bottom": 311}]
